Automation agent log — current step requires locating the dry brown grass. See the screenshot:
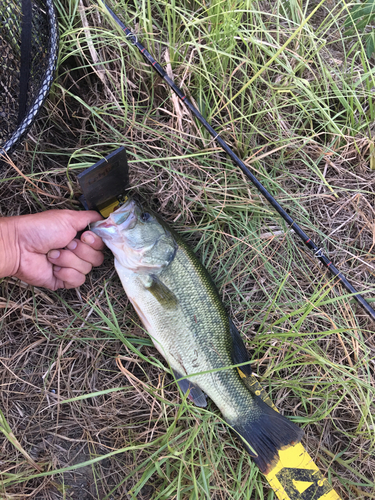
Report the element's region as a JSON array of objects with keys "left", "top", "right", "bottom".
[{"left": 1, "top": 0, "right": 375, "bottom": 498}]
